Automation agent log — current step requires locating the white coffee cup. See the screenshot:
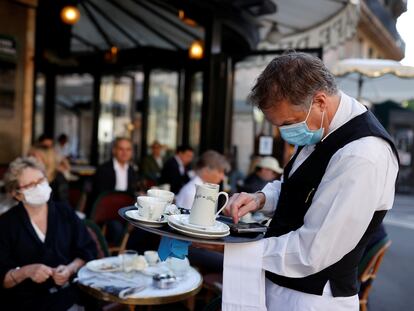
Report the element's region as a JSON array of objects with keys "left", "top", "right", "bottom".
[
  {"left": 144, "top": 250, "right": 159, "bottom": 266},
  {"left": 189, "top": 183, "right": 229, "bottom": 227},
  {"left": 147, "top": 189, "right": 175, "bottom": 204},
  {"left": 137, "top": 196, "right": 168, "bottom": 221}
]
